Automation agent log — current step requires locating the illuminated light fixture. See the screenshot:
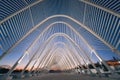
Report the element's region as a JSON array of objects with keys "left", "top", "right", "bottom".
[
  {"left": 118, "top": 61, "right": 120, "bottom": 64},
  {"left": 18, "top": 50, "right": 29, "bottom": 64},
  {"left": 18, "top": 54, "right": 26, "bottom": 64},
  {"left": 25, "top": 50, "right": 29, "bottom": 54},
  {"left": 25, "top": 50, "right": 29, "bottom": 56}
]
